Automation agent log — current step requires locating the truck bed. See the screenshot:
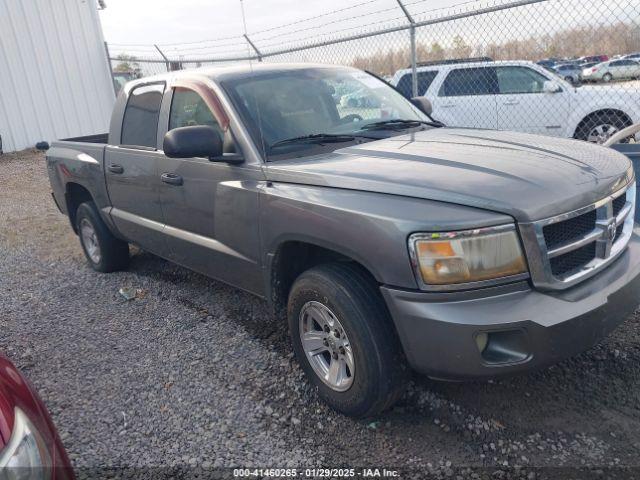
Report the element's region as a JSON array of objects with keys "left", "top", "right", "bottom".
[{"left": 60, "top": 133, "right": 109, "bottom": 144}]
